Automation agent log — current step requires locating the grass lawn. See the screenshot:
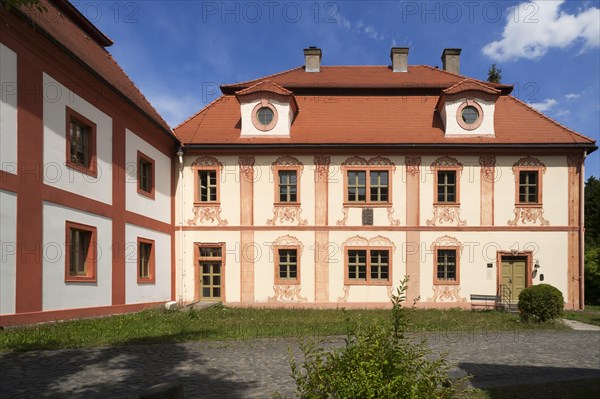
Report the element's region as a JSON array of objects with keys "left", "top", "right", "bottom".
[
  {"left": 563, "top": 305, "right": 600, "bottom": 326},
  {"left": 0, "top": 305, "right": 565, "bottom": 352},
  {"left": 463, "top": 378, "right": 600, "bottom": 399}
]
